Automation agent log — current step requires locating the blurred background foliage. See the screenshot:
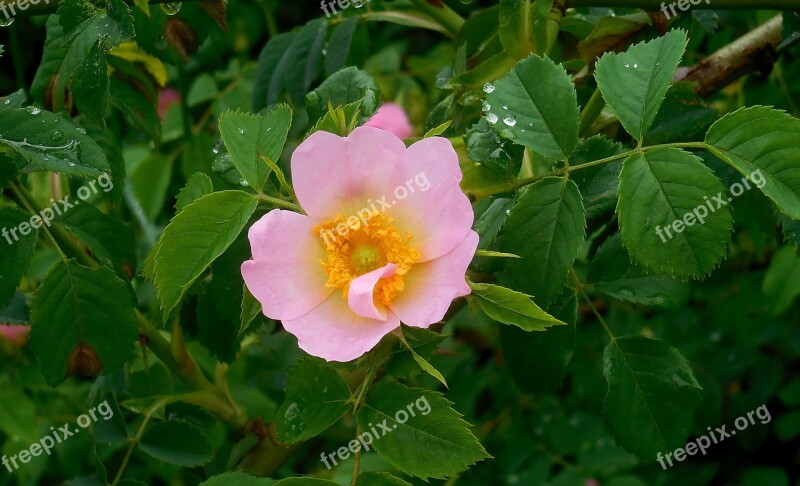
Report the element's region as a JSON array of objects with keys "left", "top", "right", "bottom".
[{"left": 1, "top": 1, "right": 800, "bottom": 485}]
